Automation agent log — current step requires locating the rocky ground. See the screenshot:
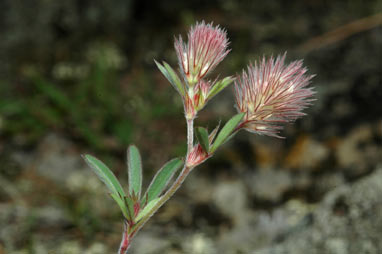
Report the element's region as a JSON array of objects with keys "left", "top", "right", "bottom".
[{"left": 1, "top": 126, "right": 381, "bottom": 253}]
